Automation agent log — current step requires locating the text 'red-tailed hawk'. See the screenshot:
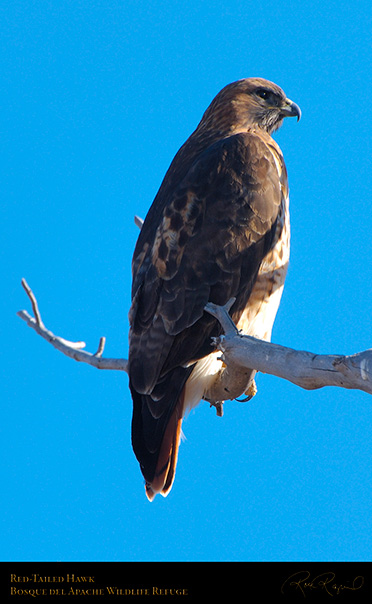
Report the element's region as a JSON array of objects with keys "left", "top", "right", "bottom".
[{"left": 128, "top": 78, "right": 300, "bottom": 500}]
